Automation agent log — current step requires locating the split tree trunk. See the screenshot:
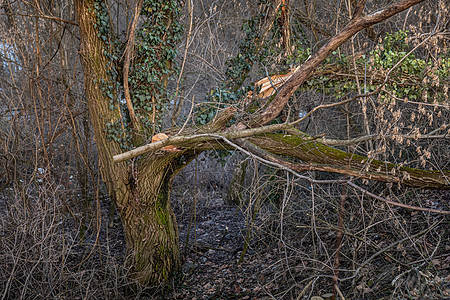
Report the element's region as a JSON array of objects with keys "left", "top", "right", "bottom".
[
  {"left": 75, "top": 0, "right": 184, "bottom": 285},
  {"left": 76, "top": 0, "right": 436, "bottom": 286}
]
